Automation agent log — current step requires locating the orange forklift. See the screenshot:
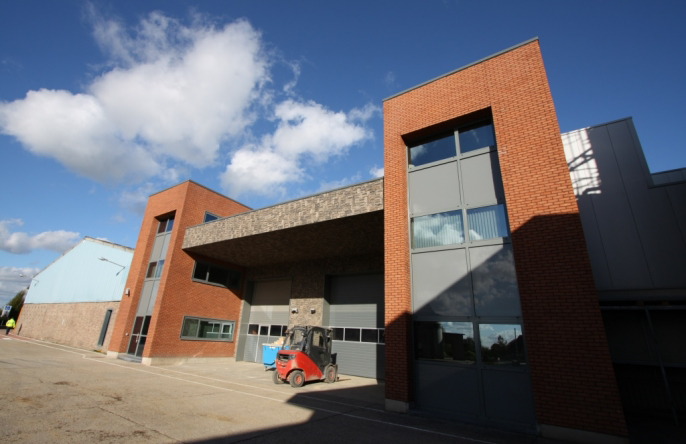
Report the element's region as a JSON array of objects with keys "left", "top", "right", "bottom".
[{"left": 273, "top": 325, "right": 338, "bottom": 387}]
